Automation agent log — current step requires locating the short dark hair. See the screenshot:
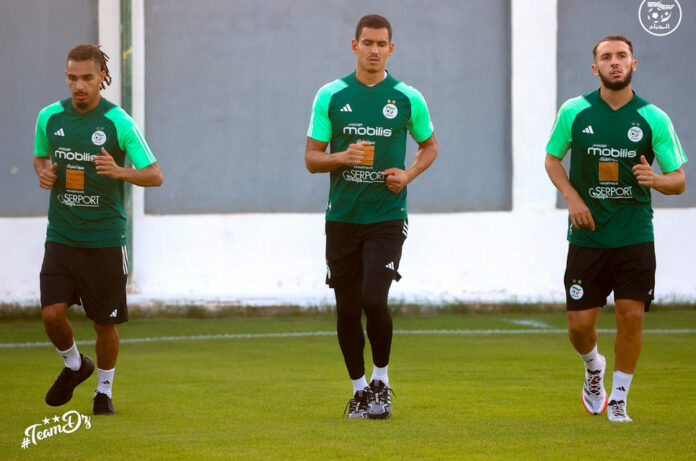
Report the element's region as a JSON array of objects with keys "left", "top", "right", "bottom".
[
  {"left": 66, "top": 43, "right": 112, "bottom": 90},
  {"left": 355, "top": 14, "right": 392, "bottom": 42},
  {"left": 592, "top": 35, "right": 633, "bottom": 58}
]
